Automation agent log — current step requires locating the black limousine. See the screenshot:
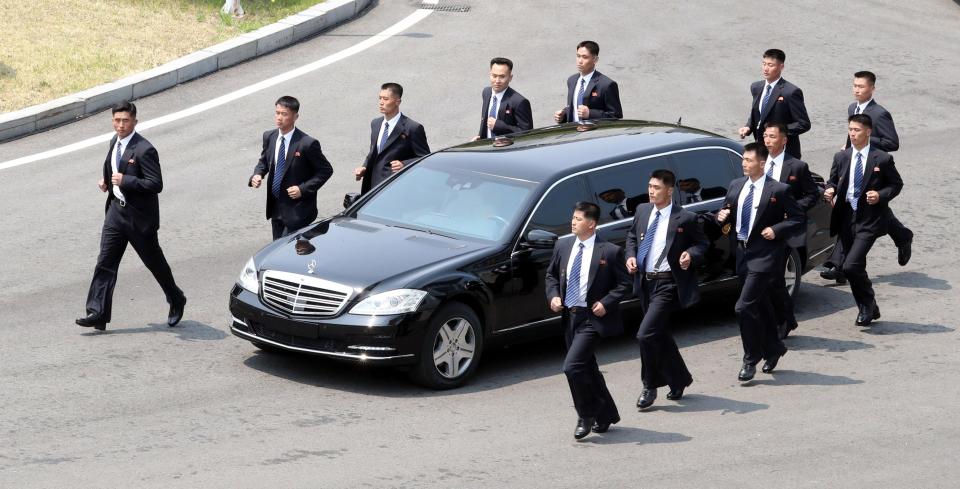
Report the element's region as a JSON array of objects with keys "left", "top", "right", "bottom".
[{"left": 229, "top": 120, "right": 834, "bottom": 388}]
